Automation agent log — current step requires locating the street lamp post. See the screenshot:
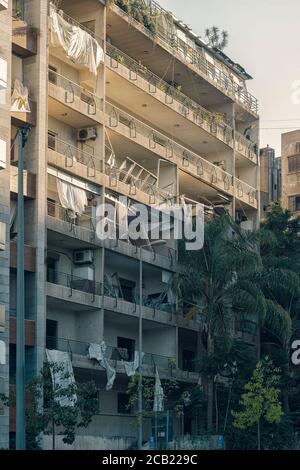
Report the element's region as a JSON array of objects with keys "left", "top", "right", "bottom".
[
  {"left": 137, "top": 240, "right": 166, "bottom": 450},
  {"left": 16, "top": 126, "right": 31, "bottom": 450}
]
